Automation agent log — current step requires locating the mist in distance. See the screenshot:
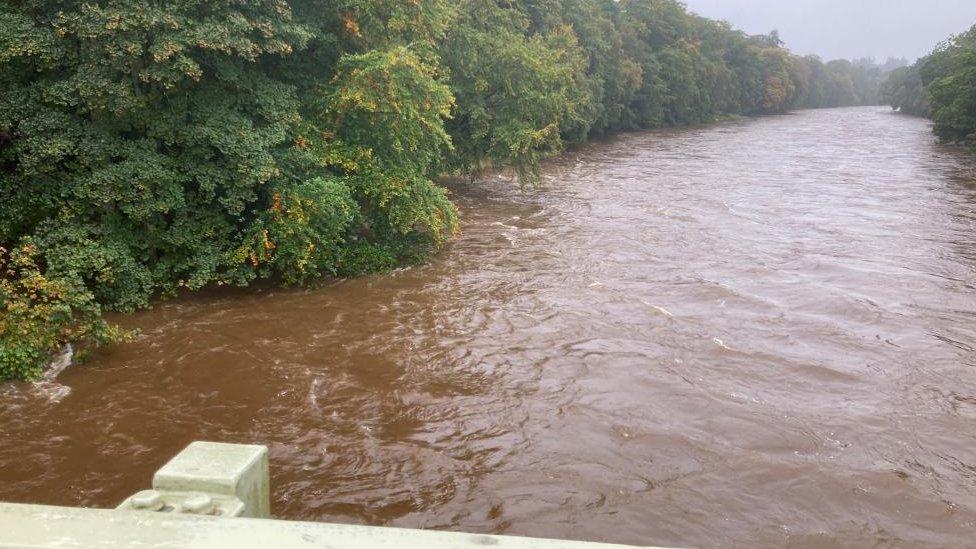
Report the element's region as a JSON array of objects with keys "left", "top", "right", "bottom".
[{"left": 682, "top": 0, "right": 976, "bottom": 62}]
